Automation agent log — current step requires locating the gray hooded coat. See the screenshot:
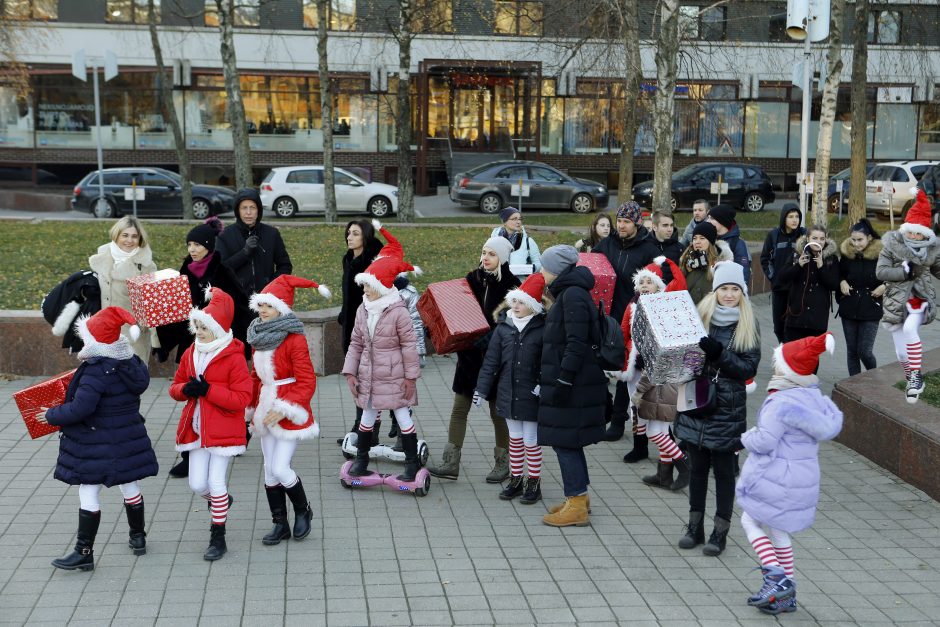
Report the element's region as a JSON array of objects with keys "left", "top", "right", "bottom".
[{"left": 875, "top": 231, "right": 940, "bottom": 326}]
